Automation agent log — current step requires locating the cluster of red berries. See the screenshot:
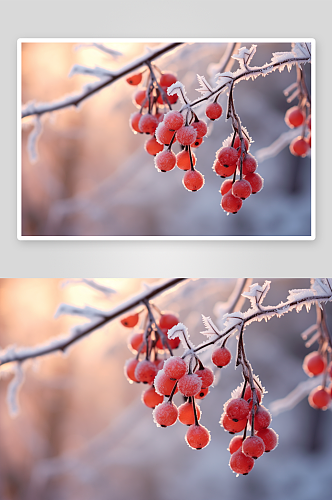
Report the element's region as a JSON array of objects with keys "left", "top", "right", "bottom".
[
  {"left": 285, "top": 105, "right": 311, "bottom": 158},
  {"left": 221, "top": 383, "right": 278, "bottom": 475},
  {"left": 214, "top": 133, "right": 264, "bottom": 214},
  {"left": 302, "top": 350, "right": 332, "bottom": 410}
]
